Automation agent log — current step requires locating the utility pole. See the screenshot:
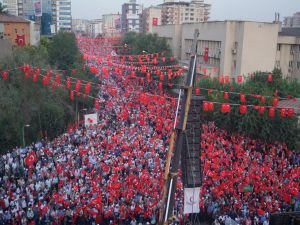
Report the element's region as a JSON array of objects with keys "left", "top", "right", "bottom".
[{"left": 159, "top": 29, "right": 199, "bottom": 225}]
